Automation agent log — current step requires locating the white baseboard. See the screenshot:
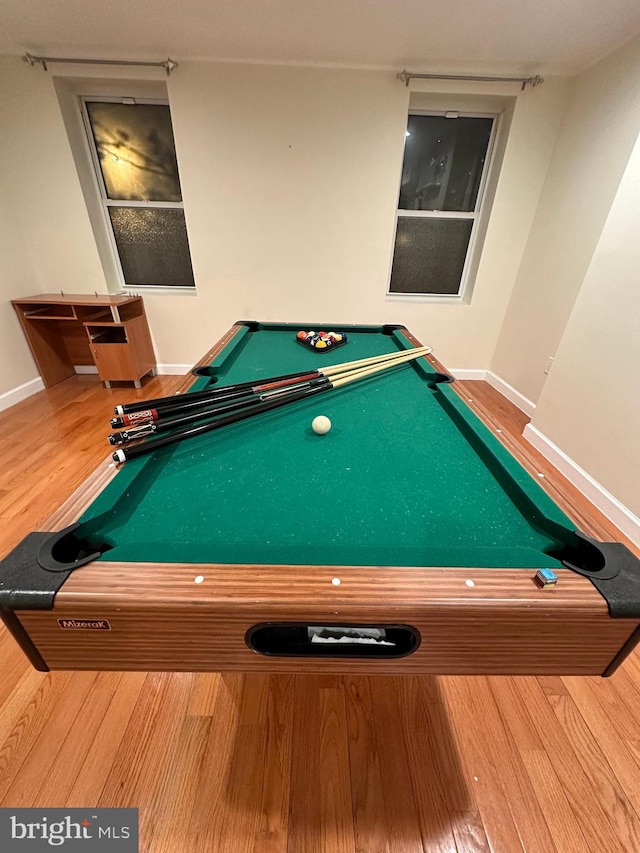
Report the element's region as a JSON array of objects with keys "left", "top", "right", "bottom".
[
  {"left": 486, "top": 372, "right": 536, "bottom": 418},
  {"left": 74, "top": 364, "right": 191, "bottom": 376},
  {"left": 449, "top": 369, "right": 536, "bottom": 418},
  {"left": 449, "top": 368, "right": 487, "bottom": 381},
  {"left": 524, "top": 423, "right": 640, "bottom": 547},
  {"left": 0, "top": 377, "right": 45, "bottom": 412},
  {"left": 156, "top": 364, "right": 192, "bottom": 375}
]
